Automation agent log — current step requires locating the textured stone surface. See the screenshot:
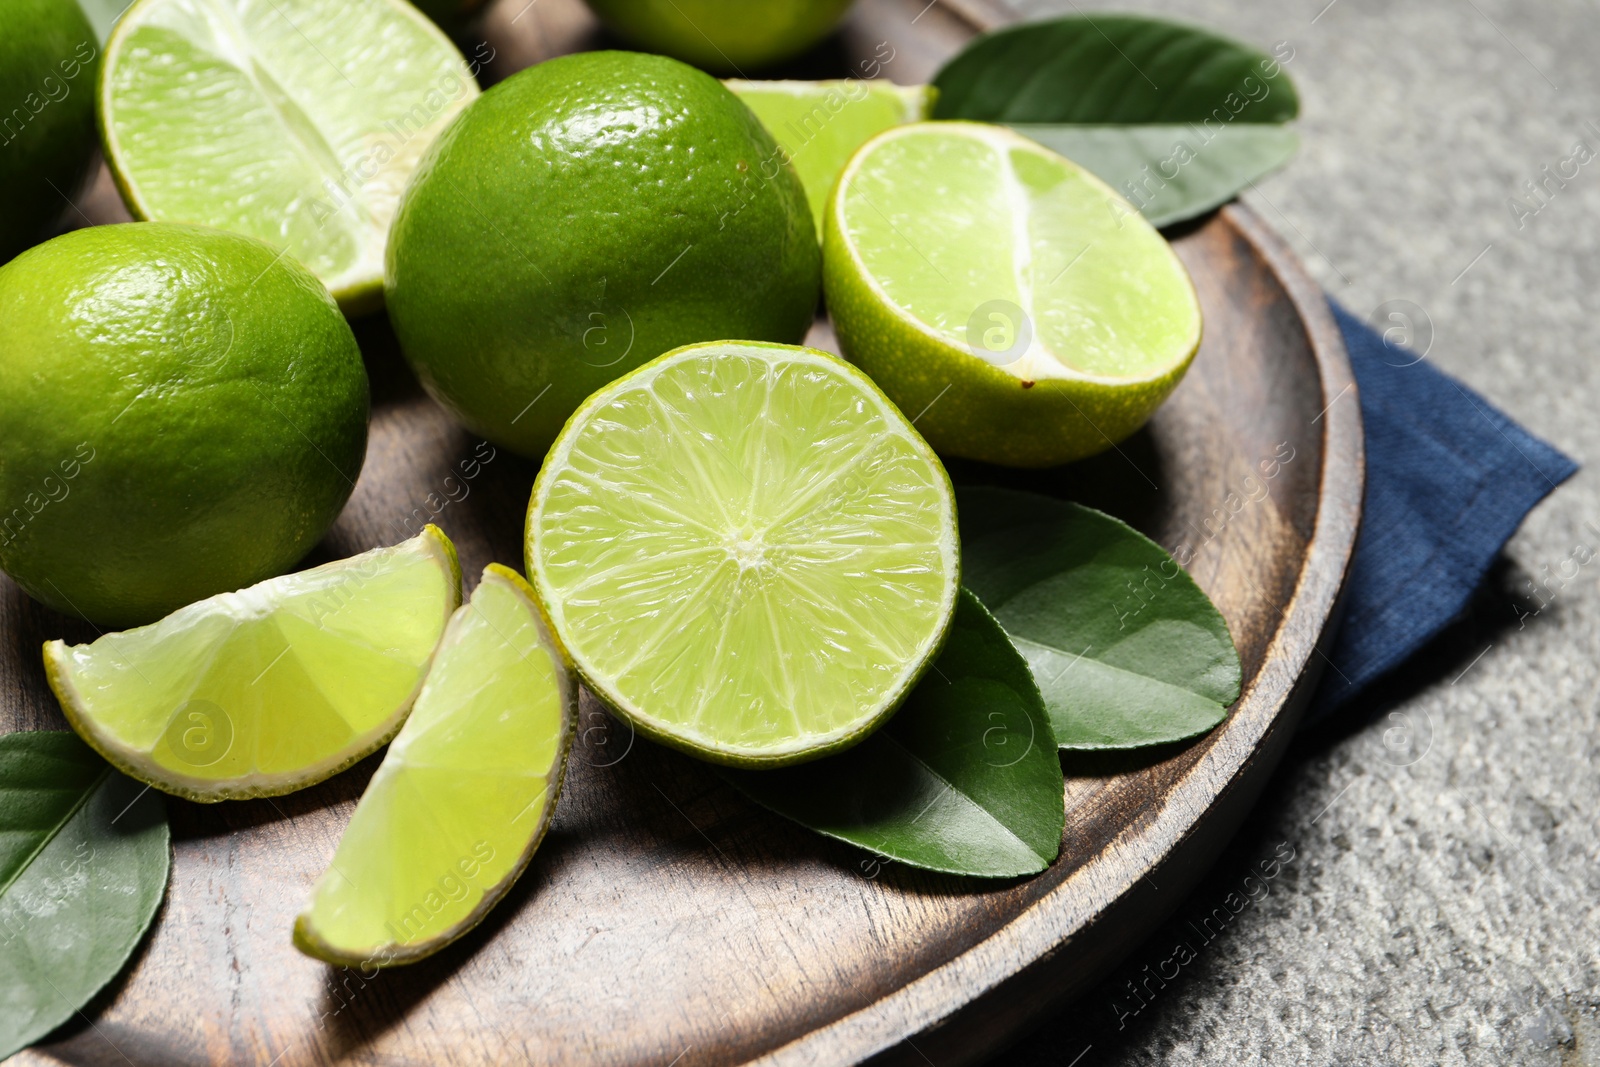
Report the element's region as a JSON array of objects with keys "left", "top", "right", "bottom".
[{"left": 990, "top": 0, "right": 1600, "bottom": 1064}]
